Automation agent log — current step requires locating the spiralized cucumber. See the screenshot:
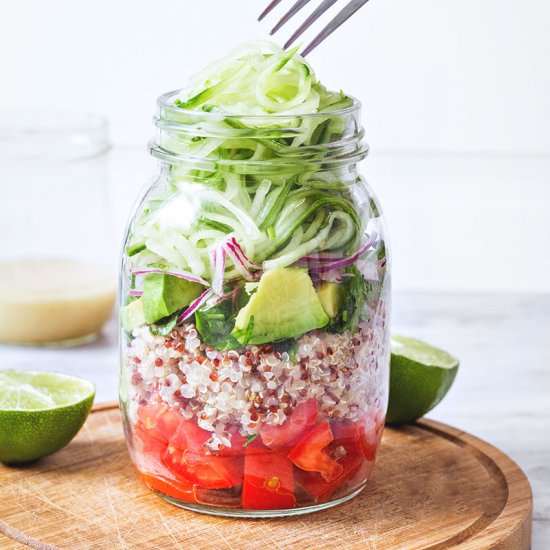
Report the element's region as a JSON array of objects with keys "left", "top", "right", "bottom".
[{"left": 127, "top": 41, "right": 379, "bottom": 305}]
